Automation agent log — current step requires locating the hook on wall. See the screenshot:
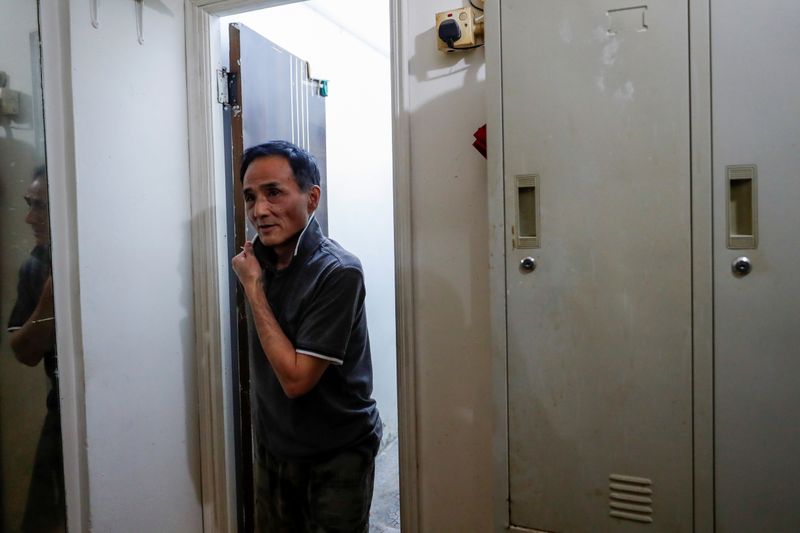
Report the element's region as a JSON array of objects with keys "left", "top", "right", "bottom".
[
  {"left": 90, "top": 0, "right": 147, "bottom": 44},
  {"left": 135, "top": 0, "right": 144, "bottom": 44},
  {"left": 90, "top": 0, "right": 100, "bottom": 28}
]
